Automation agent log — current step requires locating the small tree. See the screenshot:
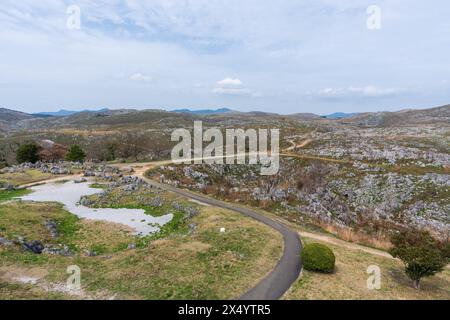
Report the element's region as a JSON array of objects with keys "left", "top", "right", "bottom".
[
  {"left": 16, "top": 143, "right": 40, "bottom": 164},
  {"left": 389, "top": 228, "right": 449, "bottom": 290},
  {"left": 105, "top": 142, "right": 118, "bottom": 161},
  {"left": 65, "top": 145, "right": 86, "bottom": 162}
]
